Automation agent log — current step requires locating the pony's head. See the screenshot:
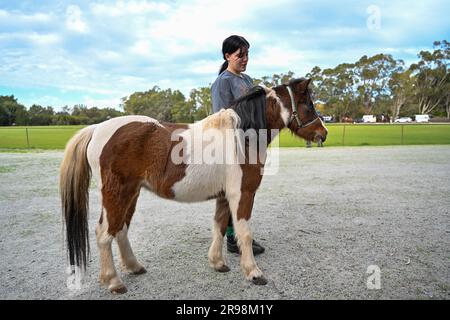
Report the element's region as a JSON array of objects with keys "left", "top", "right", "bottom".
[{"left": 279, "top": 78, "right": 328, "bottom": 145}]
